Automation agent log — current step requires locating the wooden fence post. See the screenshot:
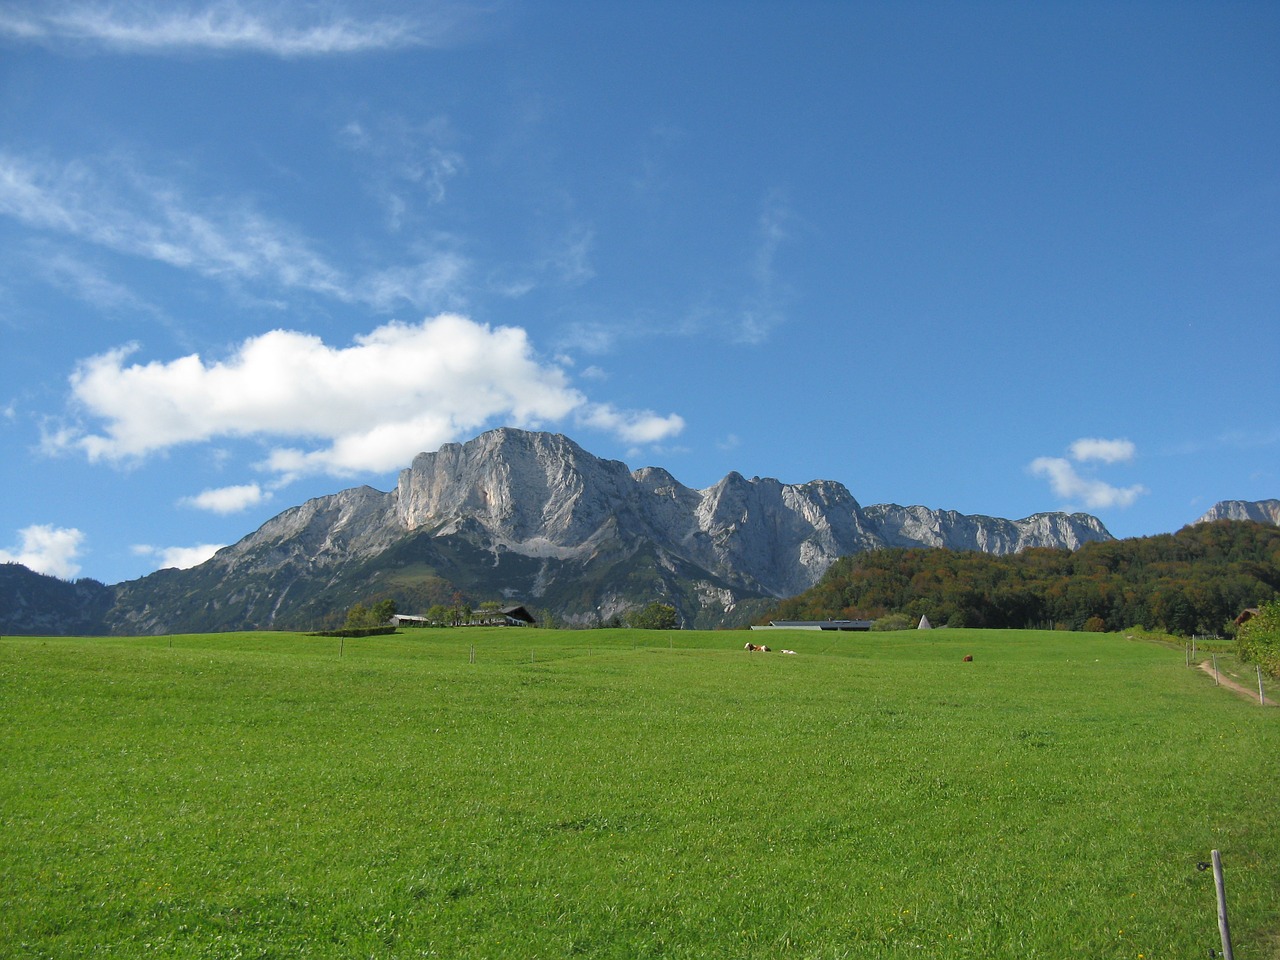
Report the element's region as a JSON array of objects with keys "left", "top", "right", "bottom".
[
  {"left": 1259, "top": 665, "right": 1266, "bottom": 706},
  {"left": 1212, "top": 850, "right": 1234, "bottom": 960}
]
